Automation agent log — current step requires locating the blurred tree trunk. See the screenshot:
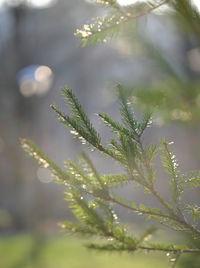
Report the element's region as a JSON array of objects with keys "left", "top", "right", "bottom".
[{"left": 0, "top": 5, "right": 36, "bottom": 230}]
